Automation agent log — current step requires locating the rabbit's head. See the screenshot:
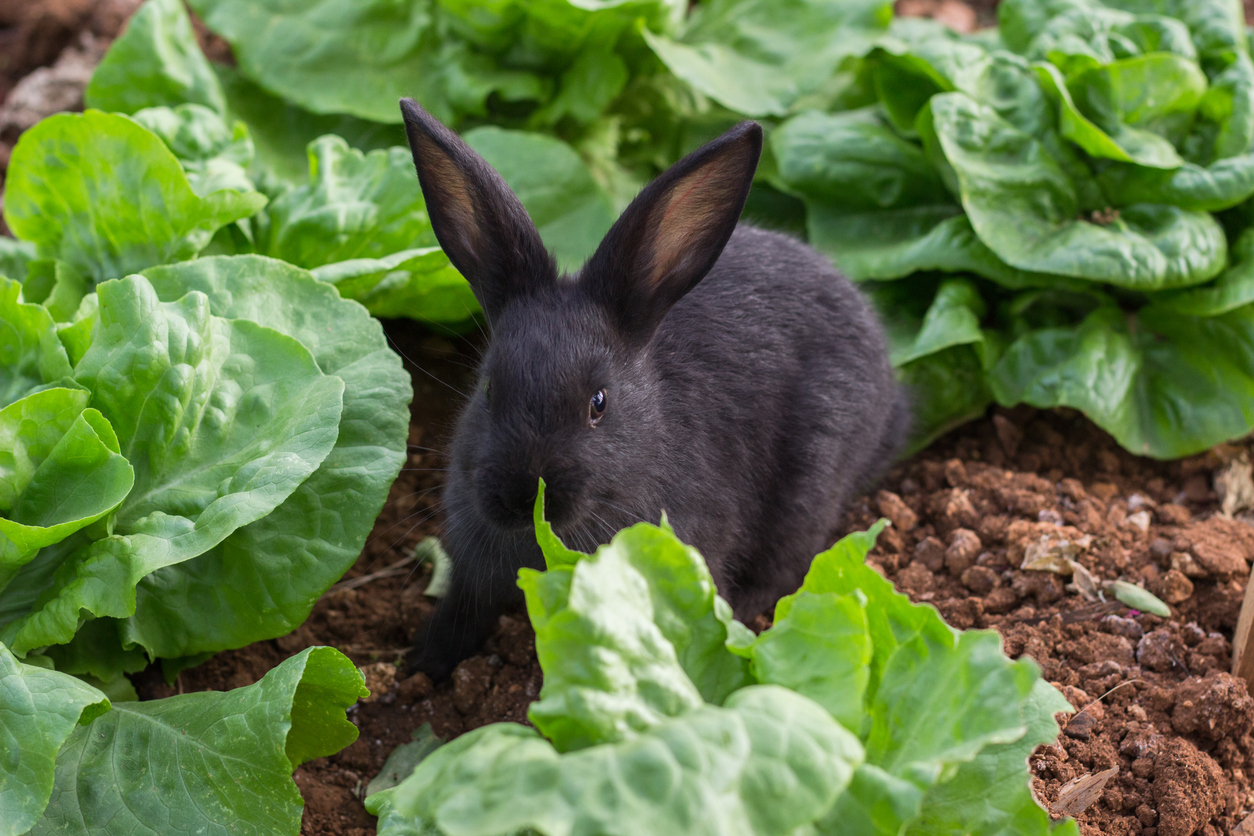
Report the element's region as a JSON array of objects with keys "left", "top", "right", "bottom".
[{"left": 401, "top": 99, "right": 761, "bottom": 541}]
